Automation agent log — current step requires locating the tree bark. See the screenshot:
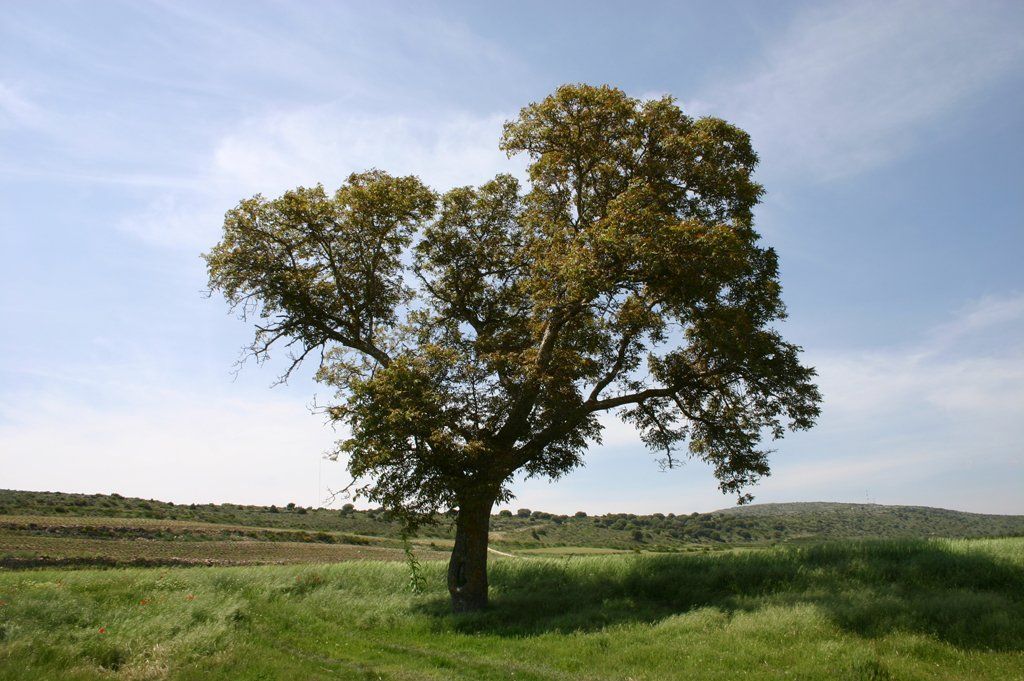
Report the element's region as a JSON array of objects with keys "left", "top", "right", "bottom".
[{"left": 447, "top": 494, "right": 494, "bottom": 612}]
